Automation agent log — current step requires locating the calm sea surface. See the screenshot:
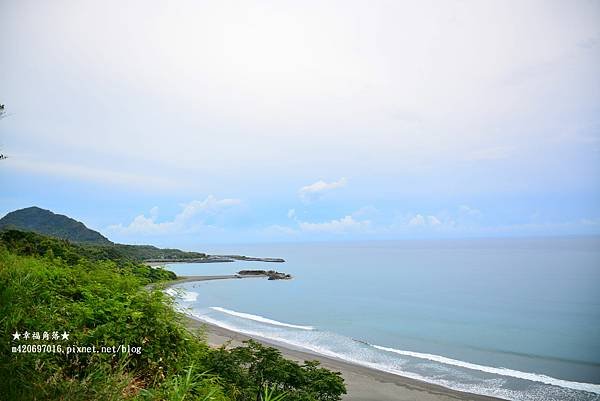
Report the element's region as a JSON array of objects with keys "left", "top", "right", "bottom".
[{"left": 167, "top": 237, "right": 600, "bottom": 401}]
